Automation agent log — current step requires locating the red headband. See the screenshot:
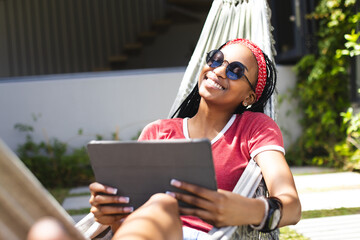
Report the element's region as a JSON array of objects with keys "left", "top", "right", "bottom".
[{"left": 224, "top": 38, "right": 267, "bottom": 101}]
